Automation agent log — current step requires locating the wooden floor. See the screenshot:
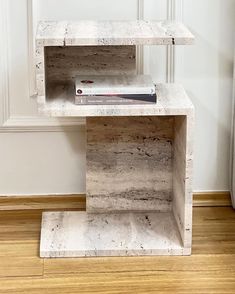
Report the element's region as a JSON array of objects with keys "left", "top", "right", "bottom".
[{"left": 0, "top": 206, "right": 235, "bottom": 293}]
